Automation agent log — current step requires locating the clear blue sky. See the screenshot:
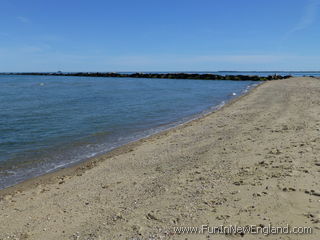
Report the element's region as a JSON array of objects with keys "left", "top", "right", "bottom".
[{"left": 1, "top": 0, "right": 320, "bottom": 72}]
